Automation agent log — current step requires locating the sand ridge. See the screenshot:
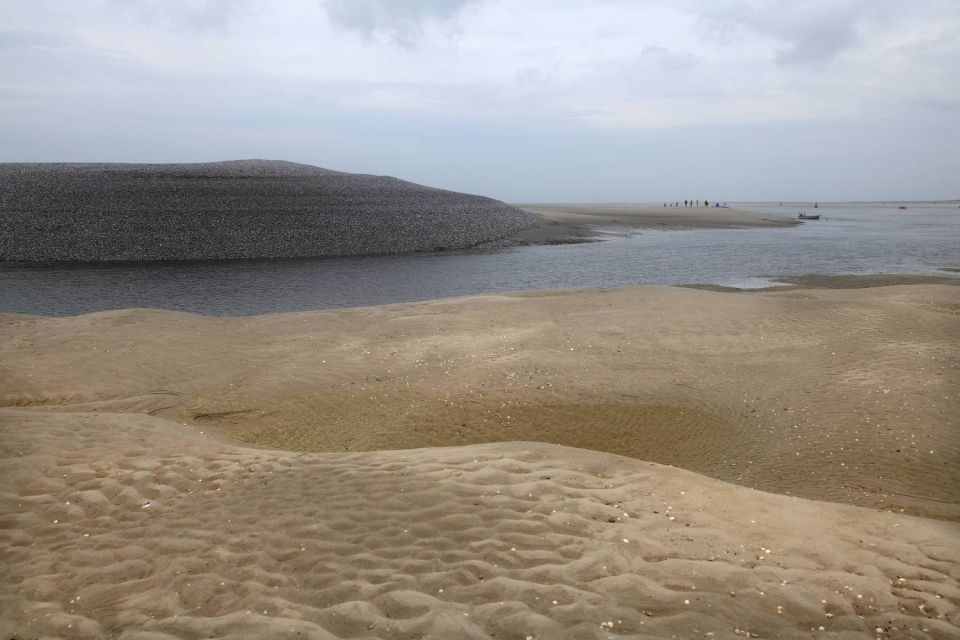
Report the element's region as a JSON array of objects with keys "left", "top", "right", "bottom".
[
  {"left": 3, "top": 284, "right": 957, "bottom": 519},
  {"left": 1, "top": 408, "right": 958, "bottom": 639}
]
